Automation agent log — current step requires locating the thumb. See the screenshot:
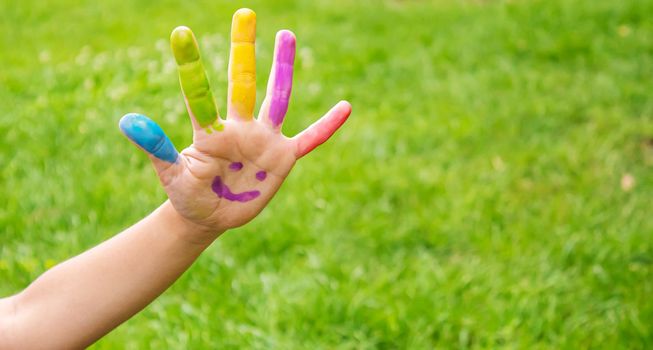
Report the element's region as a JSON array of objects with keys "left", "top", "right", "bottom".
[{"left": 119, "top": 113, "right": 182, "bottom": 181}]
